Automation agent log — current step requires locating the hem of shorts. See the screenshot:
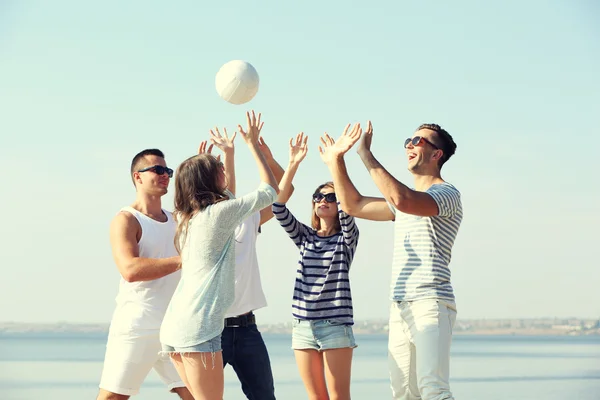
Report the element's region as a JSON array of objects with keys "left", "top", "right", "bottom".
[
  {"left": 159, "top": 349, "right": 222, "bottom": 357},
  {"left": 291, "top": 342, "right": 358, "bottom": 351},
  {"left": 167, "top": 381, "right": 187, "bottom": 392},
  {"left": 320, "top": 342, "right": 358, "bottom": 351},
  {"left": 99, "top": 384, "right": 139, "bottom": 396},
  {"left": 291, "top": 344, "right": 319, "bottom": 351}
]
